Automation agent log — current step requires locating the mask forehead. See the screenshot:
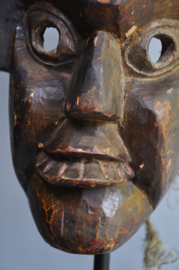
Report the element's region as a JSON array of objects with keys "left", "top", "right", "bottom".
[{"left": 19, "top": 0, "right": 179, "bottom": 40}]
